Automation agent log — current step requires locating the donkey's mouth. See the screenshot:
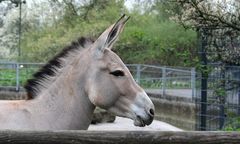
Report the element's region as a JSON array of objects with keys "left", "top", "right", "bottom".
[
  {"left": 134, "top": 116, "right": 146, "bottom": 127},
  {"left": 133, "top": 114, "right": 154, "bottom": 127}
]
